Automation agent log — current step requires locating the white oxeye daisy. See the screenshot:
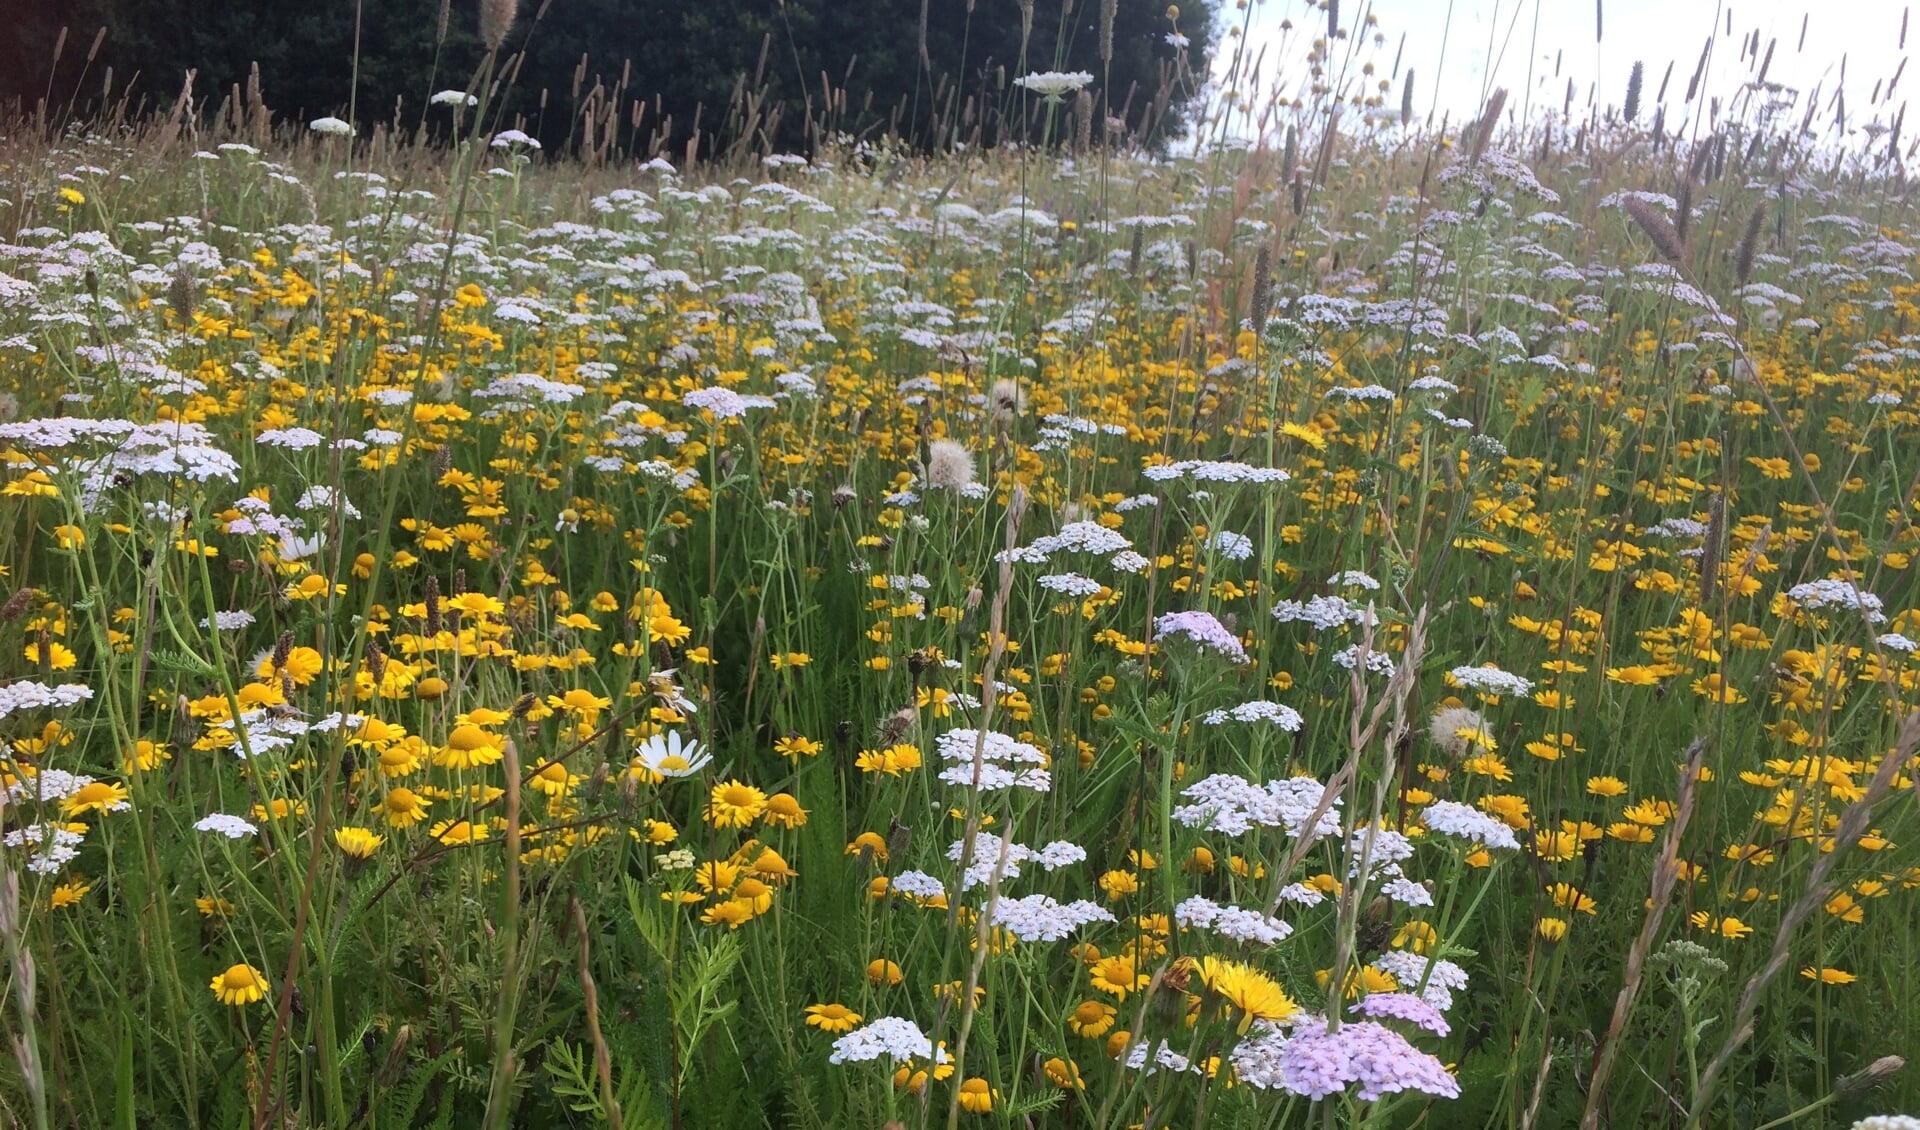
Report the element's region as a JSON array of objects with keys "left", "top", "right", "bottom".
[{"left": 631, "top": 730, "right": 710, "bottom": 778}]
